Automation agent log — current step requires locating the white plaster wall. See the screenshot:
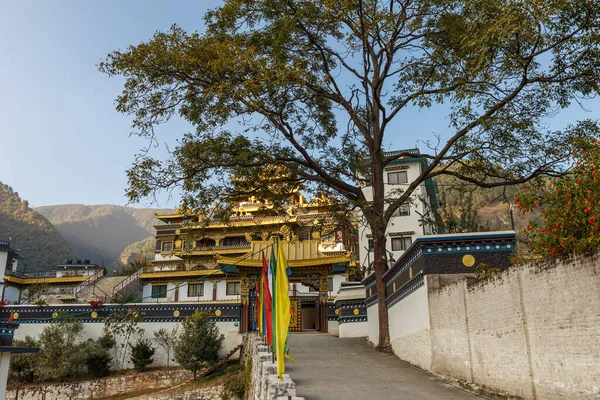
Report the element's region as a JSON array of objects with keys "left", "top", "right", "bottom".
[
  {"left": 177, "top": 281, "right": 214, "bottom": 301},
  {"left": 141, "top": 283, "right": 177, "bottom": 303},
  {"left": 331, "top": 275, "right": 346, "bottom": 294},
  {"left": 339, "top": 321, "right": 368, "bottom": 338},
  {"left": 366, "top": 303, "right": 379, "bottom": 346},
  {"left": 3, "top": 286, "right": 20, "bottom": 304},
  {"left": 216, "top": 280, "right": 240, "bottom": 300},
  {"left": 388, "top": 282, "right": 430, "bottom": 338},
  {"left": 358, "top": 159, "right": 434, "bottom": 266},
  {"left": 327, "top": 320, "right": 339, "bottom": 335},
  {"left": 388, "top": 282, "right": 432, "bottom": 370}
]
